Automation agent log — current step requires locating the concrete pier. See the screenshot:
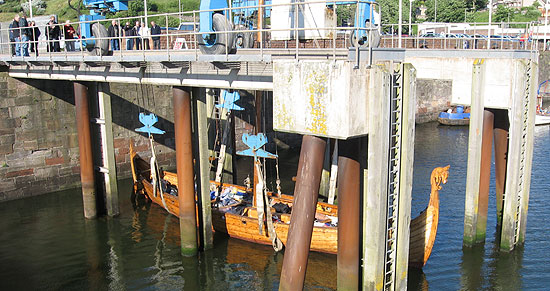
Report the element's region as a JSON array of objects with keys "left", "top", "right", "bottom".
[
  {"left": 96, "top": 83, "right": 119, "bottom": 217},
  {"left": 193, "top": 87, "right": 214, "bottom": 250},
  {"left": 279, "top": 135, "right": 326, "bottom": 291},
  {"left": 463, "top": 60, "right": 486, "bottom": 247},
  {"left": 463, "top": 58, "right": 537, "bottom": 250},
  {"left": 173, "top": 86, "right": 198, "bottom": 256},
  {"left": 74, "top": 82, "right": 97, "bottom": 219}
]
